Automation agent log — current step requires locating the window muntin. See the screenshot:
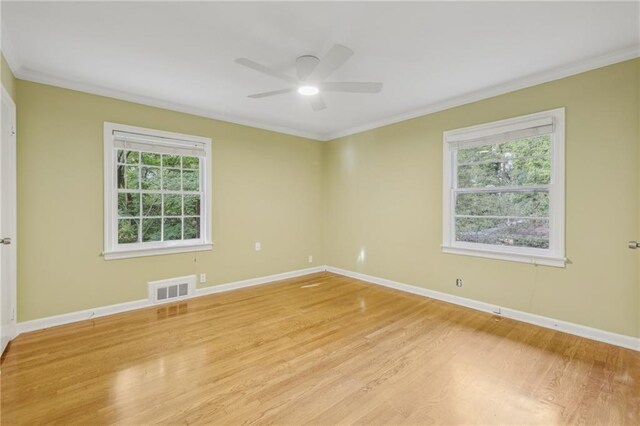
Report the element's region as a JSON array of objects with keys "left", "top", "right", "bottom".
[
  {"left": 116, "top": 150, "right": 202, "bottom": 245},
  {"left": 454, "top": 135, "right": 551, "bottom": 249},
  {"left": 104, "top": 123, "right": 212, "bottom": 260},
  {"left": 443, "top": 109, "right": 565, "bottom": 267}
]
